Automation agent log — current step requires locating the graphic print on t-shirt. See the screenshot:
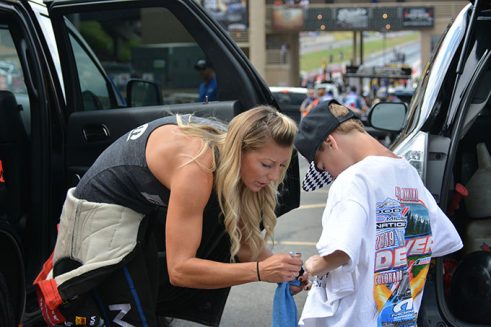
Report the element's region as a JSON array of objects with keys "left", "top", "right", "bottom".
[{"left": 374, "top": 187, "right": 432, "bottom": 327}]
